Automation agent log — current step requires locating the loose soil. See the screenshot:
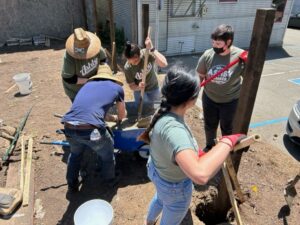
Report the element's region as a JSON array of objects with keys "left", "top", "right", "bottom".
[{"left": 0, "top": 43, "right": 299, "bottom": 225}]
